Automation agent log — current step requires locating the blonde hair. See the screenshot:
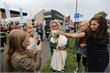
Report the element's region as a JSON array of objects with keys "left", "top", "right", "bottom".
[
  {"left": 80, "top": 20, "right": 89, "bottom": 26},
  {"left": 5, "top": 29, "right": 29, "bottom": 71},
  {"left": 79, "top": 20, "right": 90, "bottom": 32},
  {"left": 6, "top": 29, "right": 27, "bottom": 54},
  {"left": 50, "top": 20, "right": 61, "bottom": 27}
]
